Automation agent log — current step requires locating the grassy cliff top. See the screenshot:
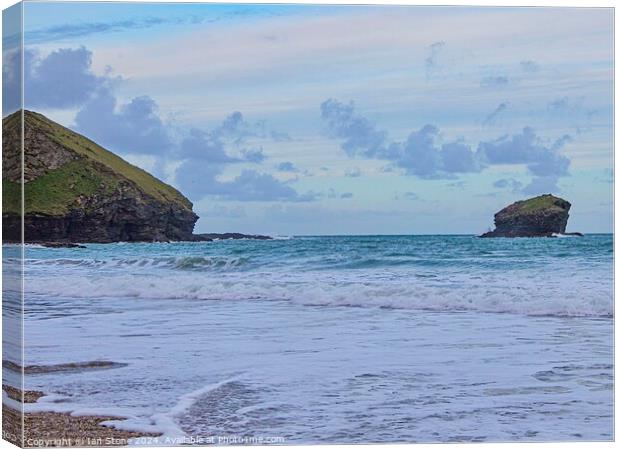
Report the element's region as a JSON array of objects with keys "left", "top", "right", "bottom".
[
  {"left": 3, "top": 110, "right": 194, "bottom": 215},
  {"left": 504, "top": 194, "right": 570, "bottom": 215}
]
